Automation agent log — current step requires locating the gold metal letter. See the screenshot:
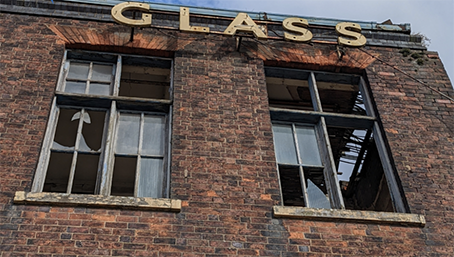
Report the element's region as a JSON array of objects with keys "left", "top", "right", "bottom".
[
  {"left": 111, "top": 2, "right": 152, "bottom": 27},
  {"left": 335, "top": 22, "right": 367, "bottom": 47},
  {"left": 282, "top": 17, "right": 313, "bottom": 42},
  {"left": 180, "top": 7, "right": 209, "bottom": 33},
  {"left": 223, "top": 13, "right": 267, "bottom": 39}
]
